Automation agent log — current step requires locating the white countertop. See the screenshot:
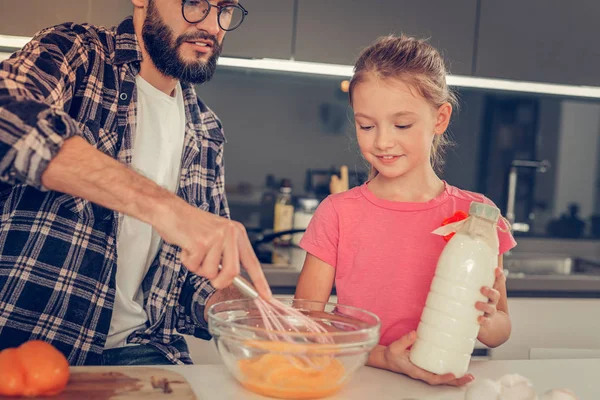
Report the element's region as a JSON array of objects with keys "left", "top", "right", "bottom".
[{"left": 162, "top": 359, "right": 598, "bottom": 399}]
